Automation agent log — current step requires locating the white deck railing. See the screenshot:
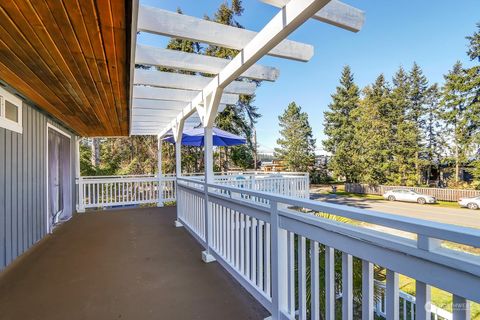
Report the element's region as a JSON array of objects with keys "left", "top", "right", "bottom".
[
  {"left": 76, "top": 174, "right": 176, "bottom": 211},
  {"left": 176, "top": 176, "right": 480, "bottom": 320},
  {"left": 76, "top": 172, "right": 309, "bottom": 211}
]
